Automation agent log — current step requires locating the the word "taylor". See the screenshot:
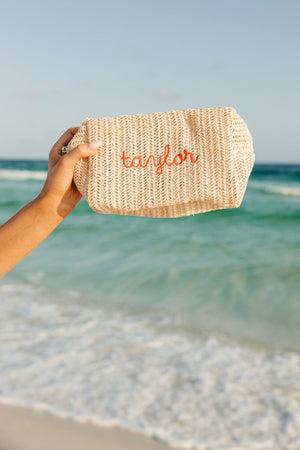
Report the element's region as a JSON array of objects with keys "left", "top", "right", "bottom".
[{"left": 121, "top": 144, "right": 199, "bottom": 175}]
